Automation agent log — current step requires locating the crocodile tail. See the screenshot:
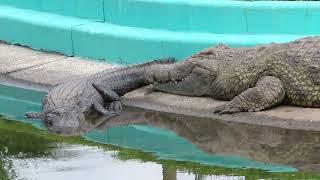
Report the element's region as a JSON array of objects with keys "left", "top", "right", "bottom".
[
  {"left": 110, "top": 57, "right": 175, "bottom": 72},
  {"left": 147, "top": 57, "right": 176, "bottom": 65},
  {"left": 90, "top": 57, "right": 176, "bottom": 80}
]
